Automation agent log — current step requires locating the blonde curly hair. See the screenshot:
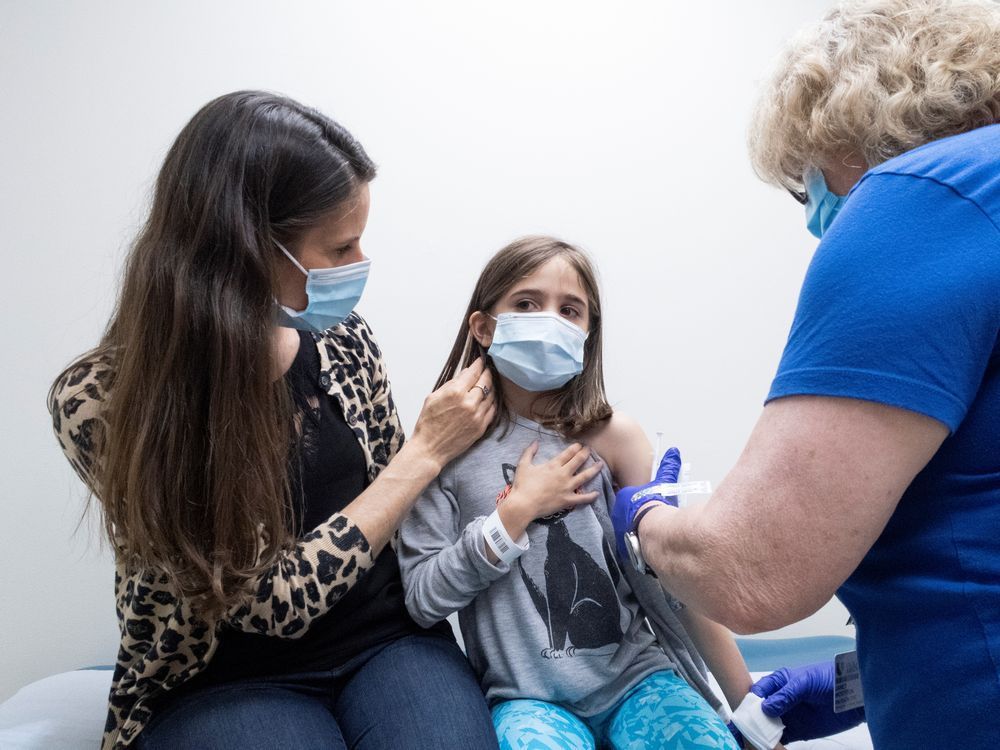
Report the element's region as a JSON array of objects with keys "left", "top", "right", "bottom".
[{"left": 749, "top": 0, "right": 1000, "bottom": 190}]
